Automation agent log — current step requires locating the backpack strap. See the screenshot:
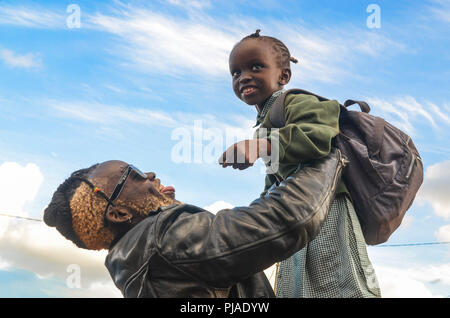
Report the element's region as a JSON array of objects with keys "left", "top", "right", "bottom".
[
  {"left": 344, "top": 99, "right": 371, "bottom": 113},
  {"left": 269, "top": 92, "right": 287, "bottom": 128},
  {"left": 269, "top": 89, "right": 371, "bottom": 128},
  {"left": 270, "top": 88, "right": 331, "bottom": 128},
  {"left": 371, "top": 117, "right": 385, "bottom": 157}
]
